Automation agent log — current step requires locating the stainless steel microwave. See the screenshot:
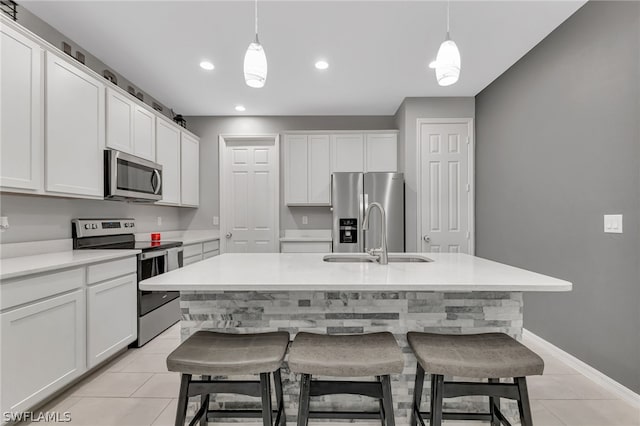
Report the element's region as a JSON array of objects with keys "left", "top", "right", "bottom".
[{"left": 104, "top": 149, "right": 162, "bottom": 202}]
